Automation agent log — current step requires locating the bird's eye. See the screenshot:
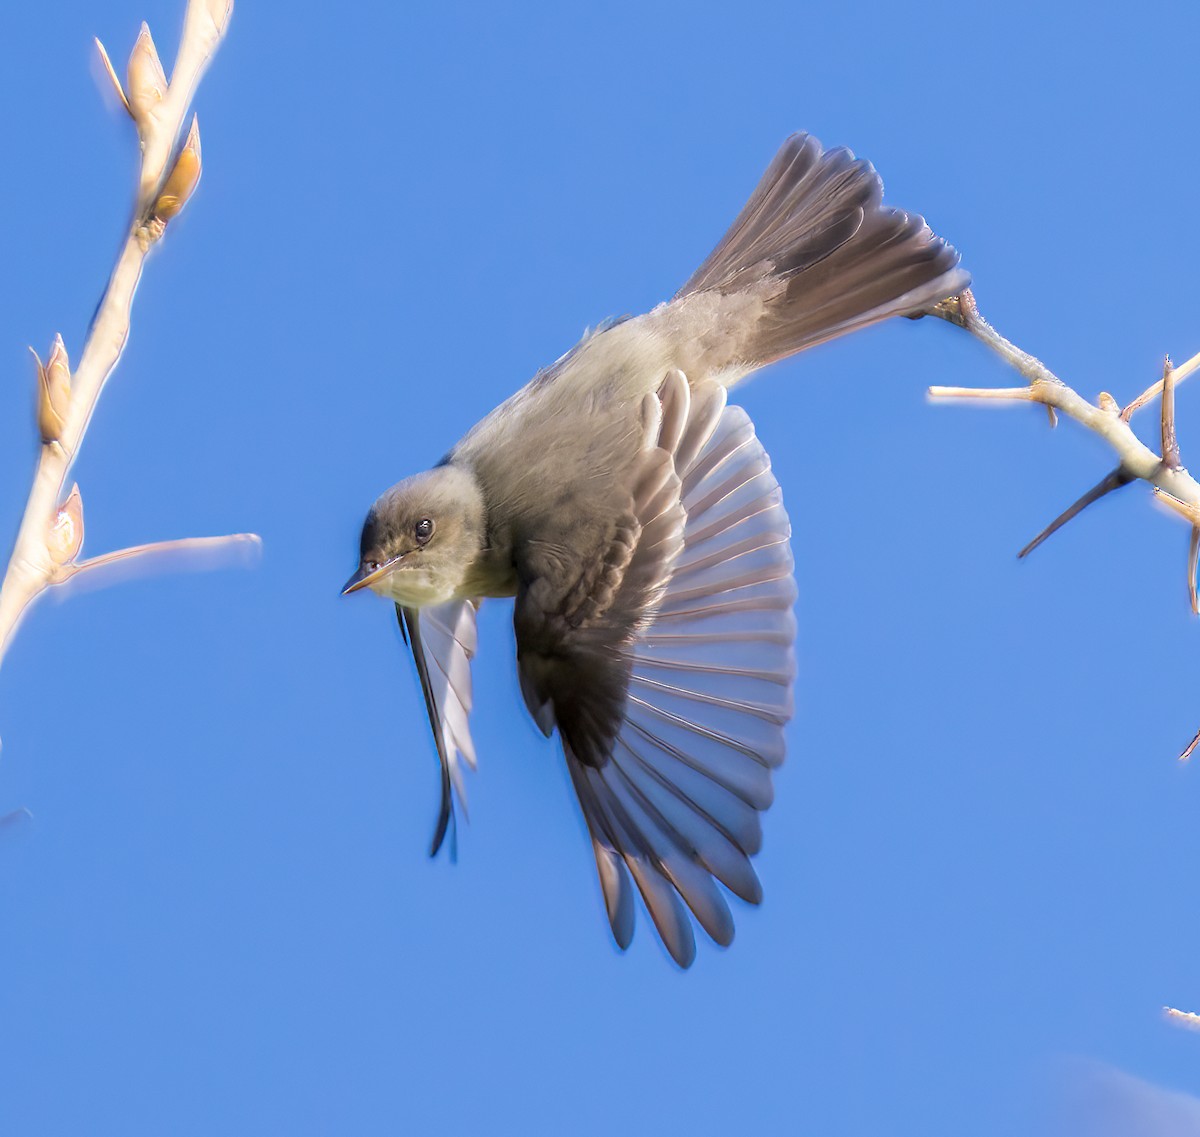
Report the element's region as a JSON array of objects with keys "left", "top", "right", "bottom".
[
  {"left": 414, "top": 518, "right": 434, "bottom": 544},
  {"left": 365, "top": 559, "right": 380, "bottom": 572}
]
